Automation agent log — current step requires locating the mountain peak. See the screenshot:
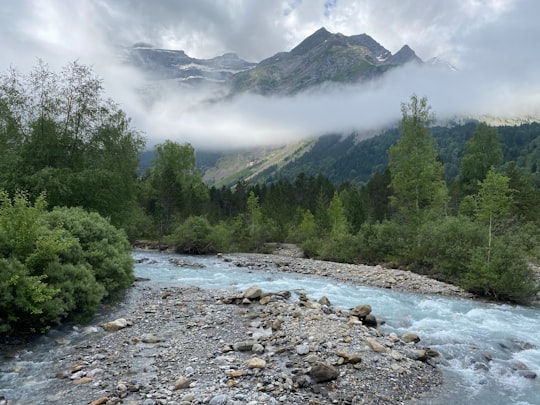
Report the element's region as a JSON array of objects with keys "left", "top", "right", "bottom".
[
  {"left": 290, "top": 27, "right": 333, "bottom": 55},
  {"left": 389, "top": 45, "right": 422, "bottom": 65}
]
